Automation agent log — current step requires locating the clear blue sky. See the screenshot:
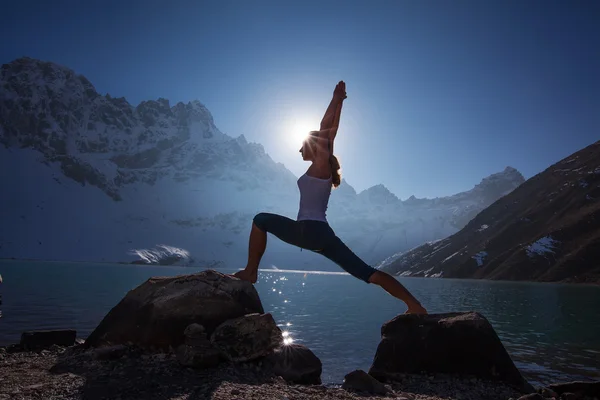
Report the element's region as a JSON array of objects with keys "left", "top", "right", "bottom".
[{"left": 1, "top": 0, "right": 598, "bottom": 199}]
